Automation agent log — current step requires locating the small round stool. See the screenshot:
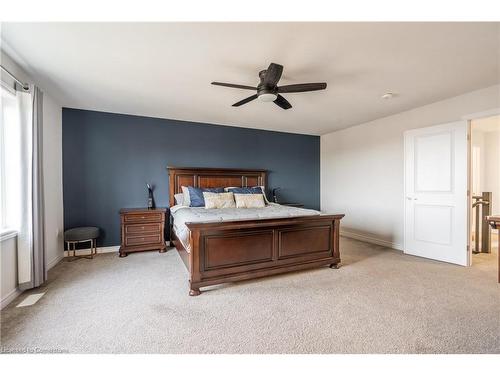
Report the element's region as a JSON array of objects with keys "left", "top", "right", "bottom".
[{"left": 64, "top": 227, "right": 100, "bottom": 260}]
